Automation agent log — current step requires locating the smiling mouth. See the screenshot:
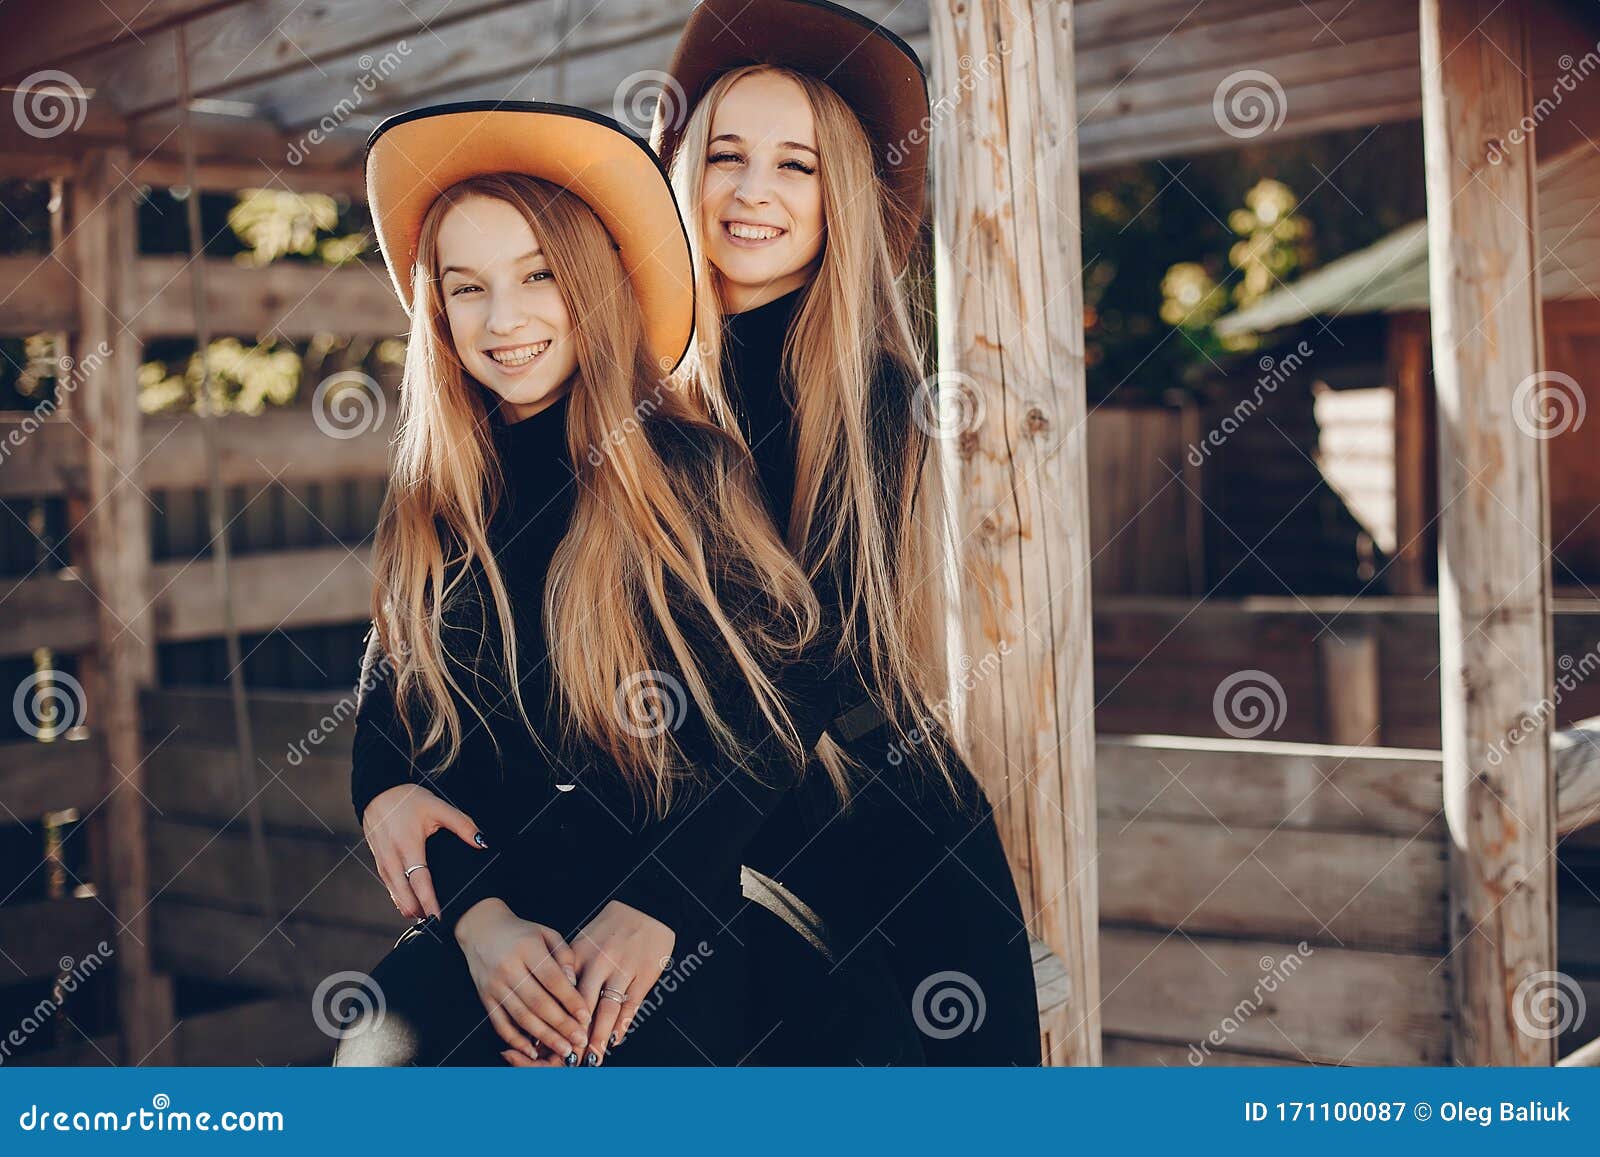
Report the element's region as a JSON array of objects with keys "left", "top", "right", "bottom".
[
  {"left": 723, "top": 221, "right": 786, "bottom": 242},
  {"left": 485, "top": 340, "right": 552, "bottom": 368}
]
